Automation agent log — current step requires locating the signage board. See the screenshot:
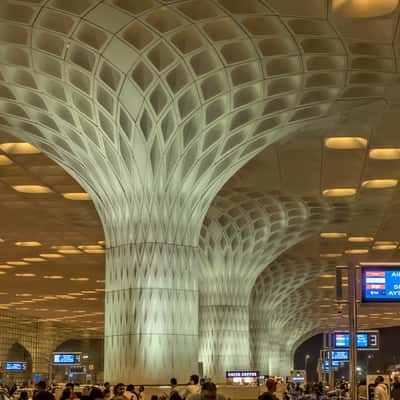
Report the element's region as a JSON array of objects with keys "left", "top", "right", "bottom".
[
  {"left": 361, "top": 264, "right": 400, "bottom": 302},
  {"left": 331, "top": 351, "right": 349, "bottom": 361},
  {"left": 5, "top": 362, "right": 26, "bottom": 371},
  {"left": 226, "top": 371, "right": 259, "bottom": 378},
  {"left": 52, "top": 353, "right": 81, "bottom": 365},
  {"left": 333, "top": 331, "right": 379, "bottom": 350},
  {"left": 291, "top": 370, "right": 305, "bottom": 383}
]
